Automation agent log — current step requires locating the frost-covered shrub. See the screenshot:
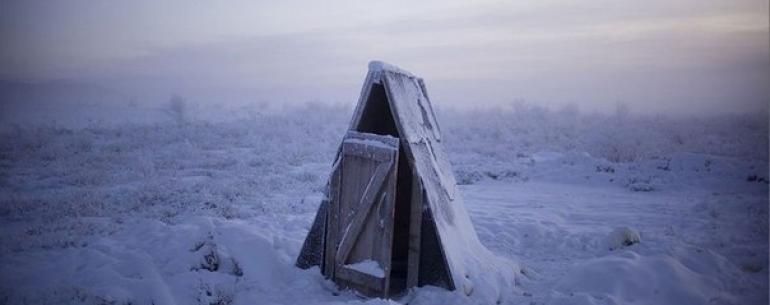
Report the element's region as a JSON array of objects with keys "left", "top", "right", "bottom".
[
  {"left": 626, "top": 179, "right": 655, "bottom": 192},
  {"left": 166, "top": 94, "right": 187, "bottom": 124},
  {"left": 607, "top": 227, "right": 641, "bottom": 250},
  {"left": 0, "top": 103, "right": 350, "bottom": 227},
  {"left": 441, "top": 103, "right": 768, "bottom": 163},
  {"left": 0, "top": 101, "right": 766, "bottom": 249},
  {"left": 455, "top": 169, "right": 484, "bottom": 185}
]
